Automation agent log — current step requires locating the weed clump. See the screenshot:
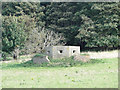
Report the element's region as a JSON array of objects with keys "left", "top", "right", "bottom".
[
  {"left": 3, "top": 54, "right": 105, "bottom": 68},
  {"left": 18, "top": 55, "right": 104, "bottom": 67},
  {"left": 33, "top": 53, "right": 47, "bottom": 58}
]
